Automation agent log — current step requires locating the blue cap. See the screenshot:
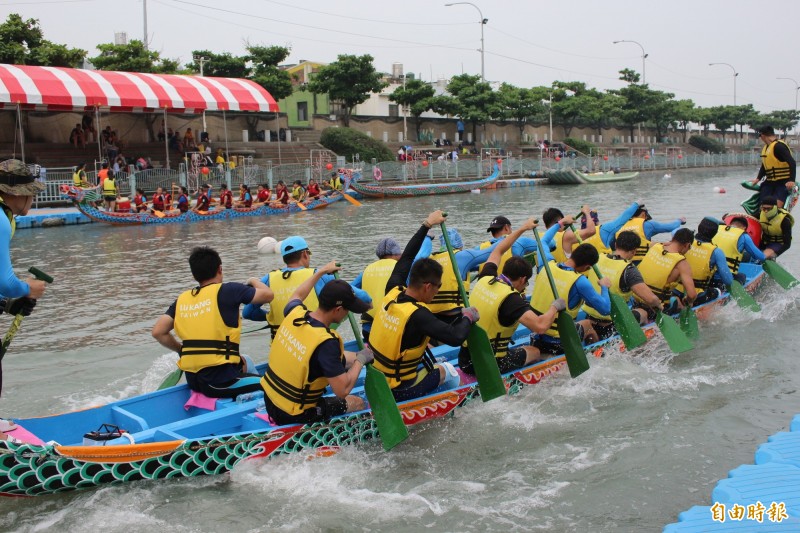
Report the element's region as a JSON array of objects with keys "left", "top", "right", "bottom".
[
  {"left": 375, "top": 238, "right": 402, "bottom": 258},
  {"left": 439, "top": 229, "right": 463, "bottom": 249},
  {"left": 280, "top": 236, "right": 309, "bottom": 257}
]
